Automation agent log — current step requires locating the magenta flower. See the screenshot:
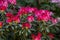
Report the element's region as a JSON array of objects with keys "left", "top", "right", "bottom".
[
  {"left": 18, "top": 7, "right": 28, "bottom": 16},
  {"left": 31, "top": 32, "right": 42, "bottom": 40},
  {"left": 26, "top": 7, "right": 37, "bottom": 13},
  {"left": 6, "top": 18, "right": 13, "bottom": 23},
  {"left": 13, "top": 16, "right": 20, "bottom": 23},
  {"left": 35, "top": 11, "right": 40, "bottom": 17},
  {"left": 35, "top": 10, "right": 51, "bottom": 22},
  {"left": 8, "top": 0, "right": 16, "bottom": 5},
  {"left": 2, "top": 1, "right": 8, "bottom": 8},
  {"left": 27, "top": 16, "right": 34, "bottom": 22},
  {"left": 0, "top": 0, "right": 3, "bottom": 6},
  {"left": 0, "top": 0, "right": 8, "bottom": 10},
  {"left": 6, "top": 12, "right": 14, "bottom": 18},
  {"left": 22, "top": 22, "right": 31, "bottom": 29}
]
